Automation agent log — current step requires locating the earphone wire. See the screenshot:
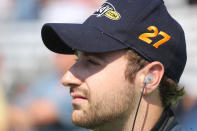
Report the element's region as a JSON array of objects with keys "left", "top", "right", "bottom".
[{"left": 131, "top": 82, "right": 146, "bottom": 131}]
